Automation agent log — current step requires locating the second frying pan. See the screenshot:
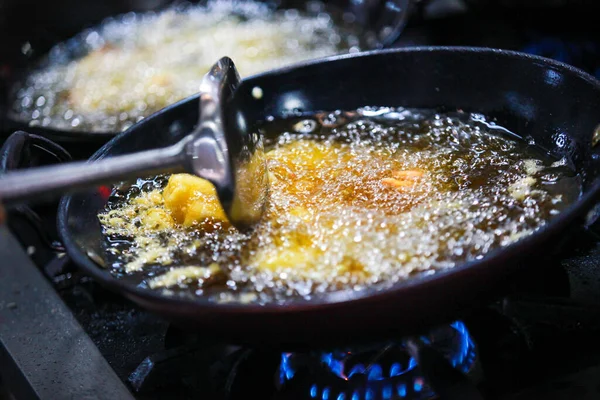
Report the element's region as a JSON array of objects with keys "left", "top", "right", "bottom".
[{"left": 0, "top": 0, "right": 411, "bottom": 159}]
